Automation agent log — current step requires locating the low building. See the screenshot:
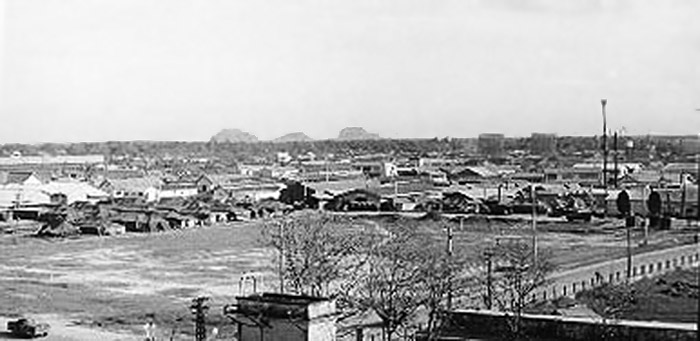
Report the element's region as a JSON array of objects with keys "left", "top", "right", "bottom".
[
  {"left": 159, "top": 181, "right": 198, "bottom": 200},
  {"left": 225, "top": 293, "right": 336, "bottom": 341},
  {"left": 424, "top": 309, "right": 697, "bottom": 341},
  {"left": 326, "top": 189, "right": 382, "bottom": 211},
  {"left": 98, "top": 176, "right": 163, "bottom": 202},
  {"left": 544, "top": 167, "right": 602, "bottom": 186},
  {"left": 297, "top": 161, "right": 364, "bottom": 182},
  {"left": 0, "top": 181, "right": 107, "bottom": 208},
  {"left": 196, "top": 174, "right": 285, "bottom": 202},
  {"left": 662, "top": 163, "right": 698, "bottom": 184},
  {"left": 449, "top": 166, "right": 500, "bottom": 184},
  {"left": 0, "top": 171, "right": 44, "bottom": 186}
]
